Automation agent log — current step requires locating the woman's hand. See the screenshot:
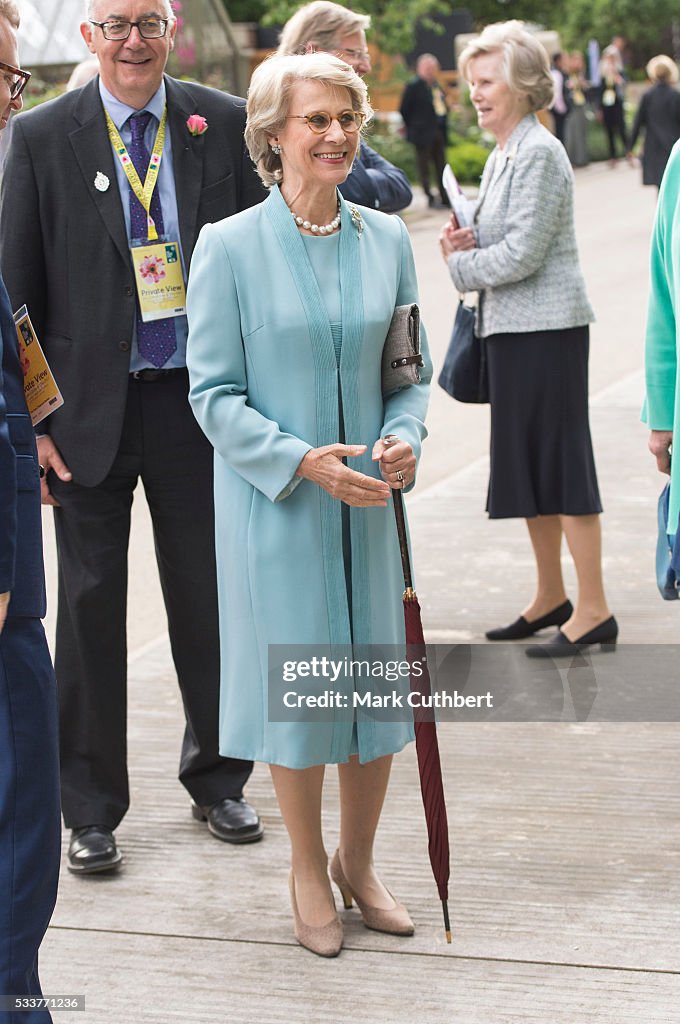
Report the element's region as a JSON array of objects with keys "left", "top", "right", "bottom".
[
  {"left": 649, "top": 430, "right": 673, "bottom": 475},
  {"left": 296, "top": 444, "right": 391, "bottom": 506},
  {"left": 439, "top": 215, "right": 476, "bottom": 261},
  {"left": 372, "top": 436, "right": 416, "bottom": 489}
]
